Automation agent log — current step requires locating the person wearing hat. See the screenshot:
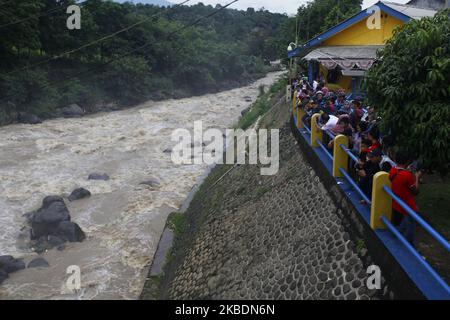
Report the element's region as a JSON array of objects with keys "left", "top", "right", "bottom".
[
  {"left": 357, "top": 148, "right": 383, "bottom": 200},
  {"left": 315, "top": 91, "right": 325, "bottom": 109}
]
